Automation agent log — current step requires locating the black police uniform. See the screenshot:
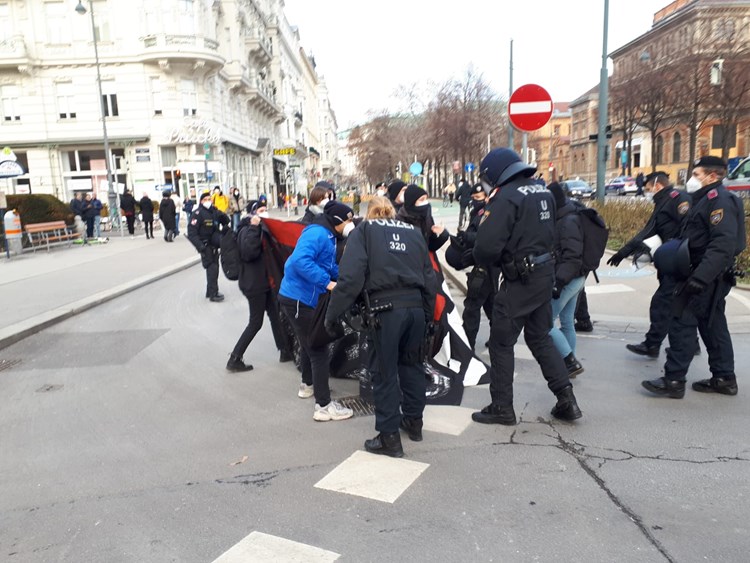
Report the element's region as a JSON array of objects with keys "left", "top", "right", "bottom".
[
  {"left": 455, "top": 180, "right": 472, "bottom": 229},
  {"left": 660, "top": 180, "right": 745, "bottom": 391},
  {"left": 187, "top": 202, "right": 229, "bottom": 299},
  {"left": 473, "top": 176, "right": 574, "bottom": 419},
  {"left": 326, "top": 218, "right": 437, "bottom": 455},
  {"left": 611, "top": 185, "right": 691, "bottom": 353},
  {"left": 461, "top": 198, "right": 498, "bottom": 350}
]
